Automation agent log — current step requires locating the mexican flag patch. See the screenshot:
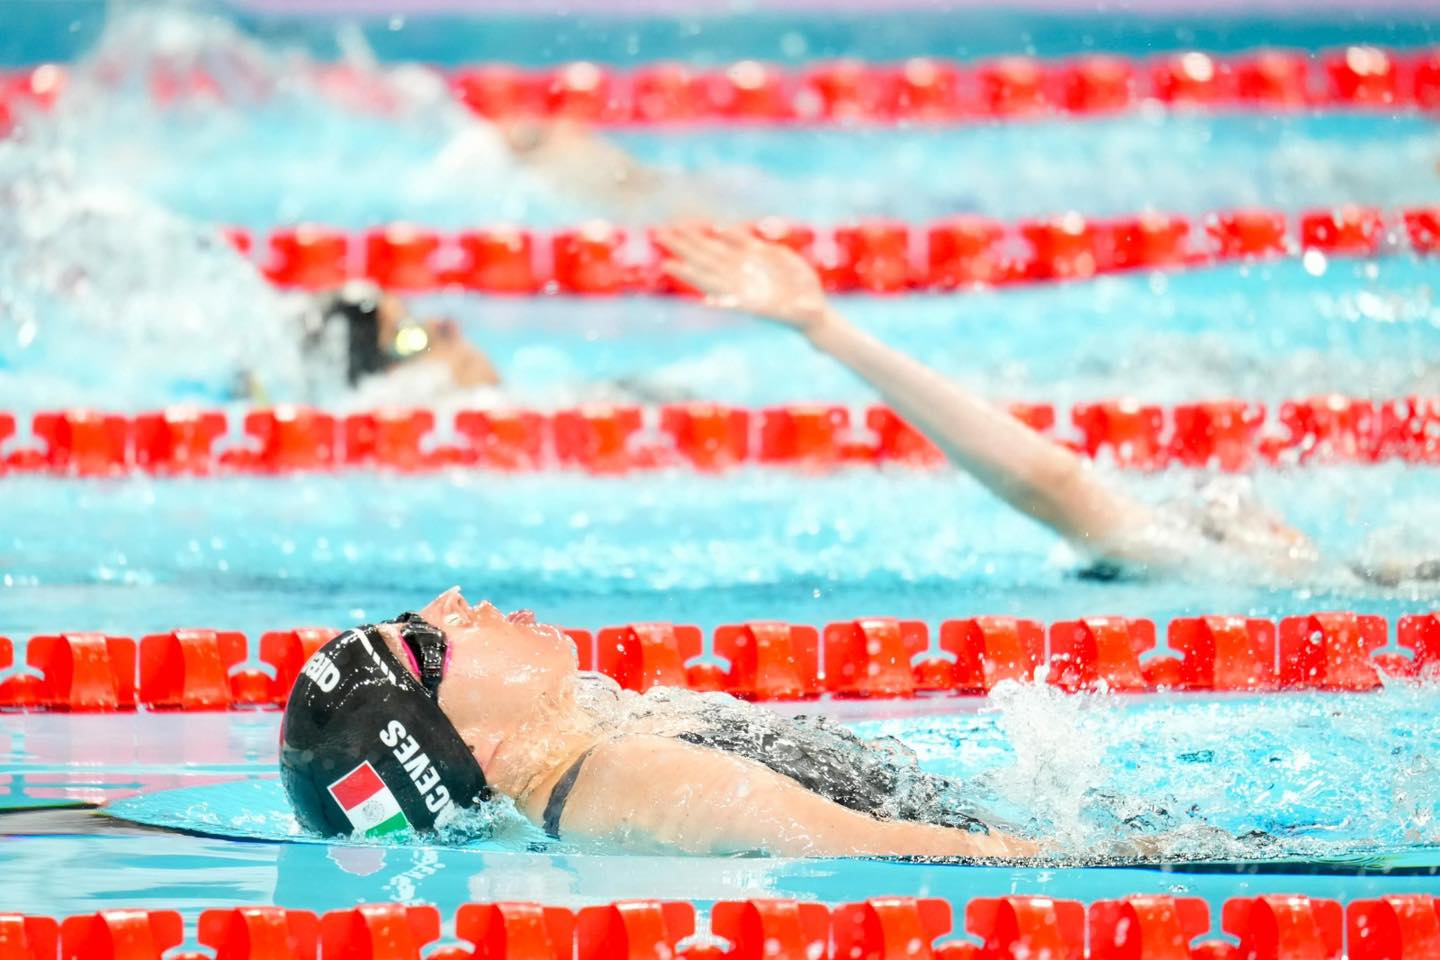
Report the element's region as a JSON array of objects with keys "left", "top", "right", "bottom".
[{"left": 328, "top": 761, "right": 409, "bottom": 838}]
